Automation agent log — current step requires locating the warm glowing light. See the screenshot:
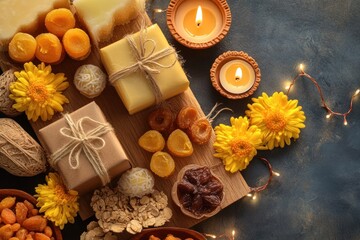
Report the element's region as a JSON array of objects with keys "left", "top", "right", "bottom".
[
  {"left": 272, "top": 171, "right": 280, "bottom": 177},
  {"left": 252, "top": 194, "right": 257, "bottom": 200},
  {"left": 247, "top": 193, "right": 253, "bottom": 197},
  {"left": 235, "top": 67, "right": 242, "bottom": 81},
  {"left": 344, "top": 119, "right": 348, "bottom": 126},
  {"left": 204, "top": 234, "right": 217, "bottom": 239},
  {"left": 326, "top": 113, "right": 332, "bottom": 119},
  {"left": 285, "top": 85, "right": 291, "bottom": 90},
  {"left": 355, "top": 89, "right": 360, "bottom": 96},
  {"left": 196, "top": 5, "right": 202, "bottom": 27},
  {"left": 232, "top": 230, "right": 236, "bottom": 238},
  {"left": 299, "top": 63, "right": 304, "bottom": 72}
]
